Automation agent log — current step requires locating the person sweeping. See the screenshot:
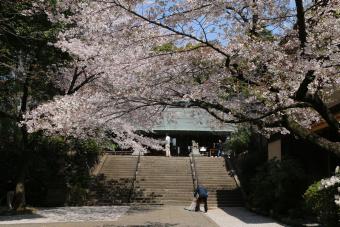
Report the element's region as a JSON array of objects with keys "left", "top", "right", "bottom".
[{"left": 194, "top": 185, "right": 208, "bottom": 213}]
